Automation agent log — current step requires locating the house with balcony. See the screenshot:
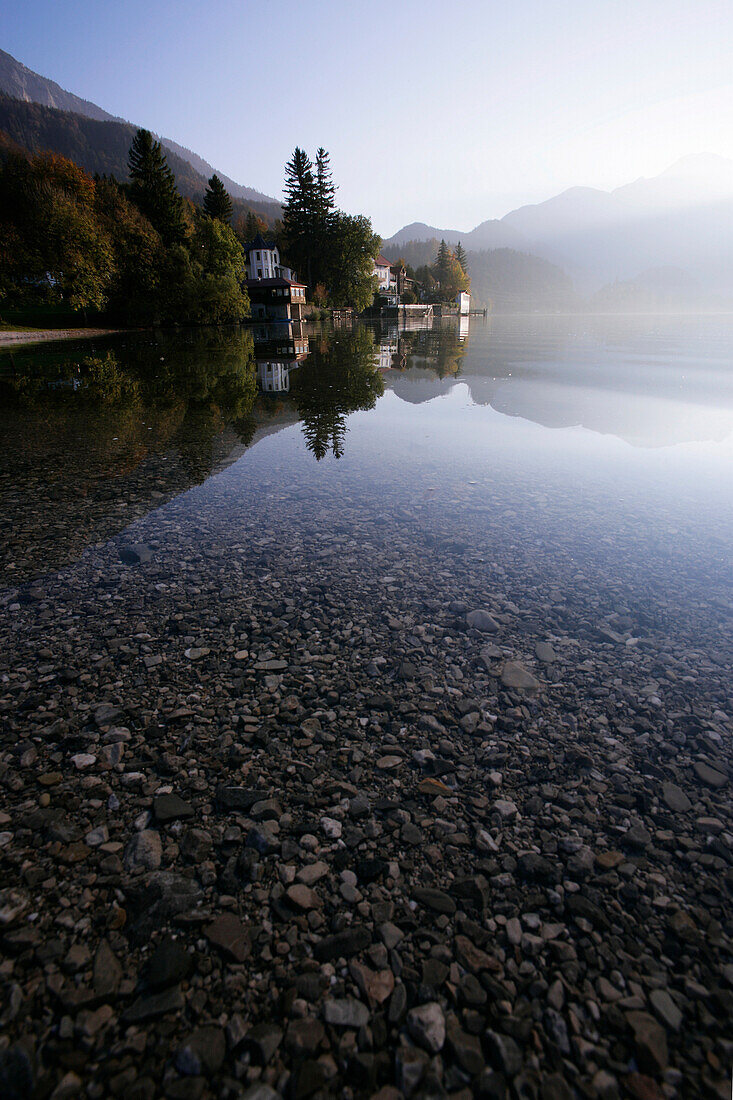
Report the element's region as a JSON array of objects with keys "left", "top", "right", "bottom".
[{"left": 247, "top": 278, "right": 308, "bottom": 322}]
